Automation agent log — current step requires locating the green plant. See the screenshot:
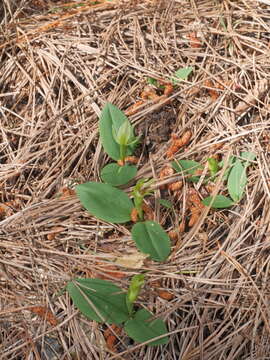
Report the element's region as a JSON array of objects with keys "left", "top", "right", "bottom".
[
  {"left": 99, "top": 103, "right": 139, "bottom": 186},
  {"left": 131, "top": 178, "right": 154, "bottom": 220},
  {"left": 171, "top": 152, "right": 256, "bottom": 208},
  {"left": 66, "top": 276, "right": 169, "bottom": 346},
  {"left": 129, "top": 178, "right": 171, "bottom": 262},
  {"left": 172, "top": 159, "right": 203, "bottom": 183},
  {"left": 147, "top": 66, "right": 193, "bottom": 88},
  {"left": 100, "top": 163, "right": 137, "bottom": 187},
  {"left": 126, "top": 274, "right": 145, "bottom": 315},
  {"left": 207, "top": 157, "right": 219, "bottom": 177},
  {"left": 76, "top": 103, "right": 171, "bottom": 262},
  {"left": 202, "top": 151, "right": 256, "bottom": 208}
]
